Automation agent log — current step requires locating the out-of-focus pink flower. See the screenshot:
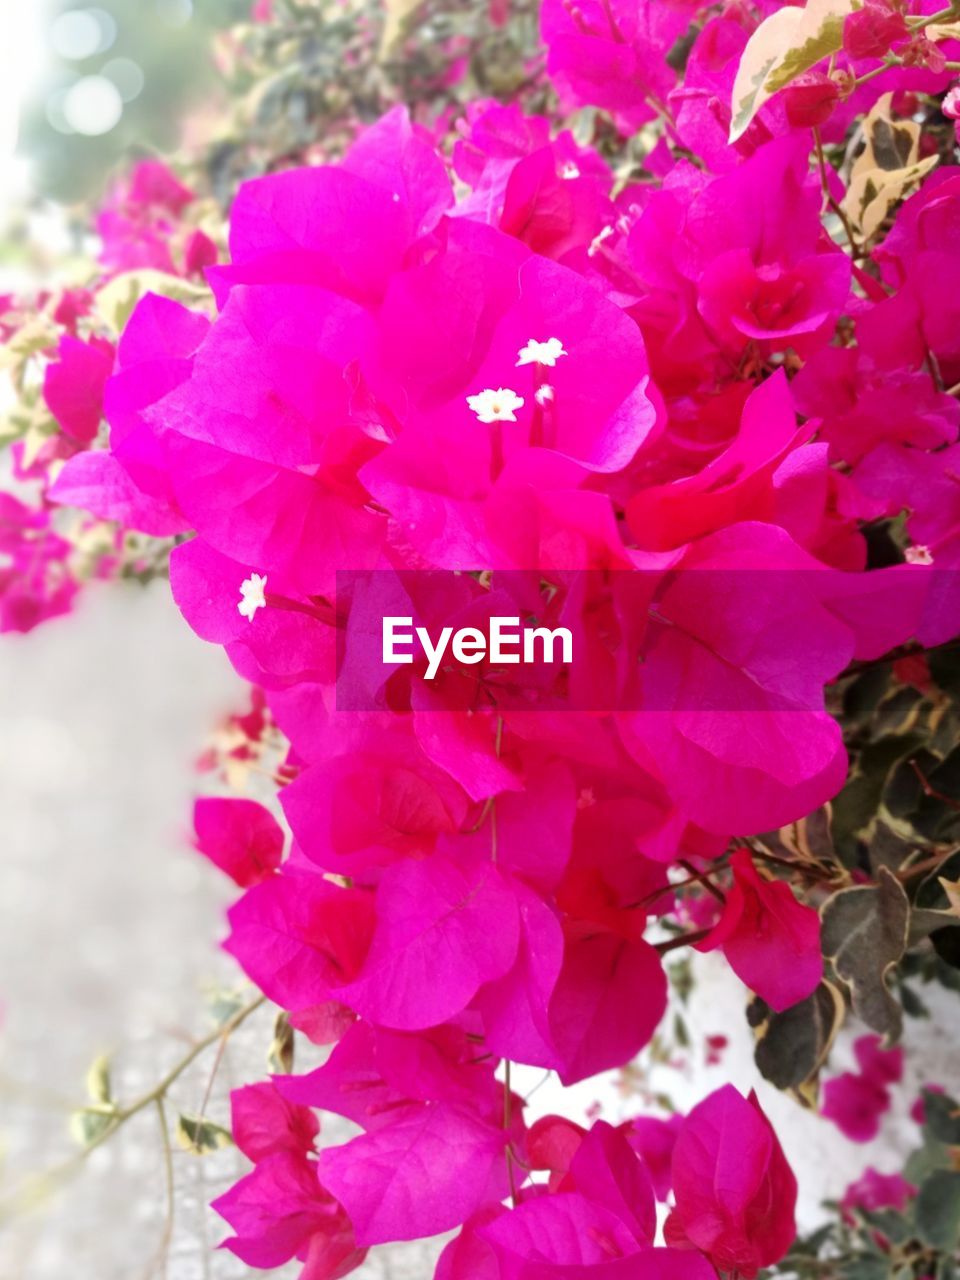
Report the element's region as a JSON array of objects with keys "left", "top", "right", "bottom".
[
  {"left": 667, "top": 1084, "right": 797, "bottom": 1278},
  {"left": 841, "top": 1167, "right": 916, "bottom": 1222},
  {"left": 854, "top": 1035, "right": 903, "bottom": 1088},
  {"left": 821, "top": 1071, "right": 890, "bottom": 1142},
  {"left": 43, "top": 334, "right": 115, "bottom": 444},
  {"left": 911, "top": 1083, "right": 945, "bottom": 1125}
]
